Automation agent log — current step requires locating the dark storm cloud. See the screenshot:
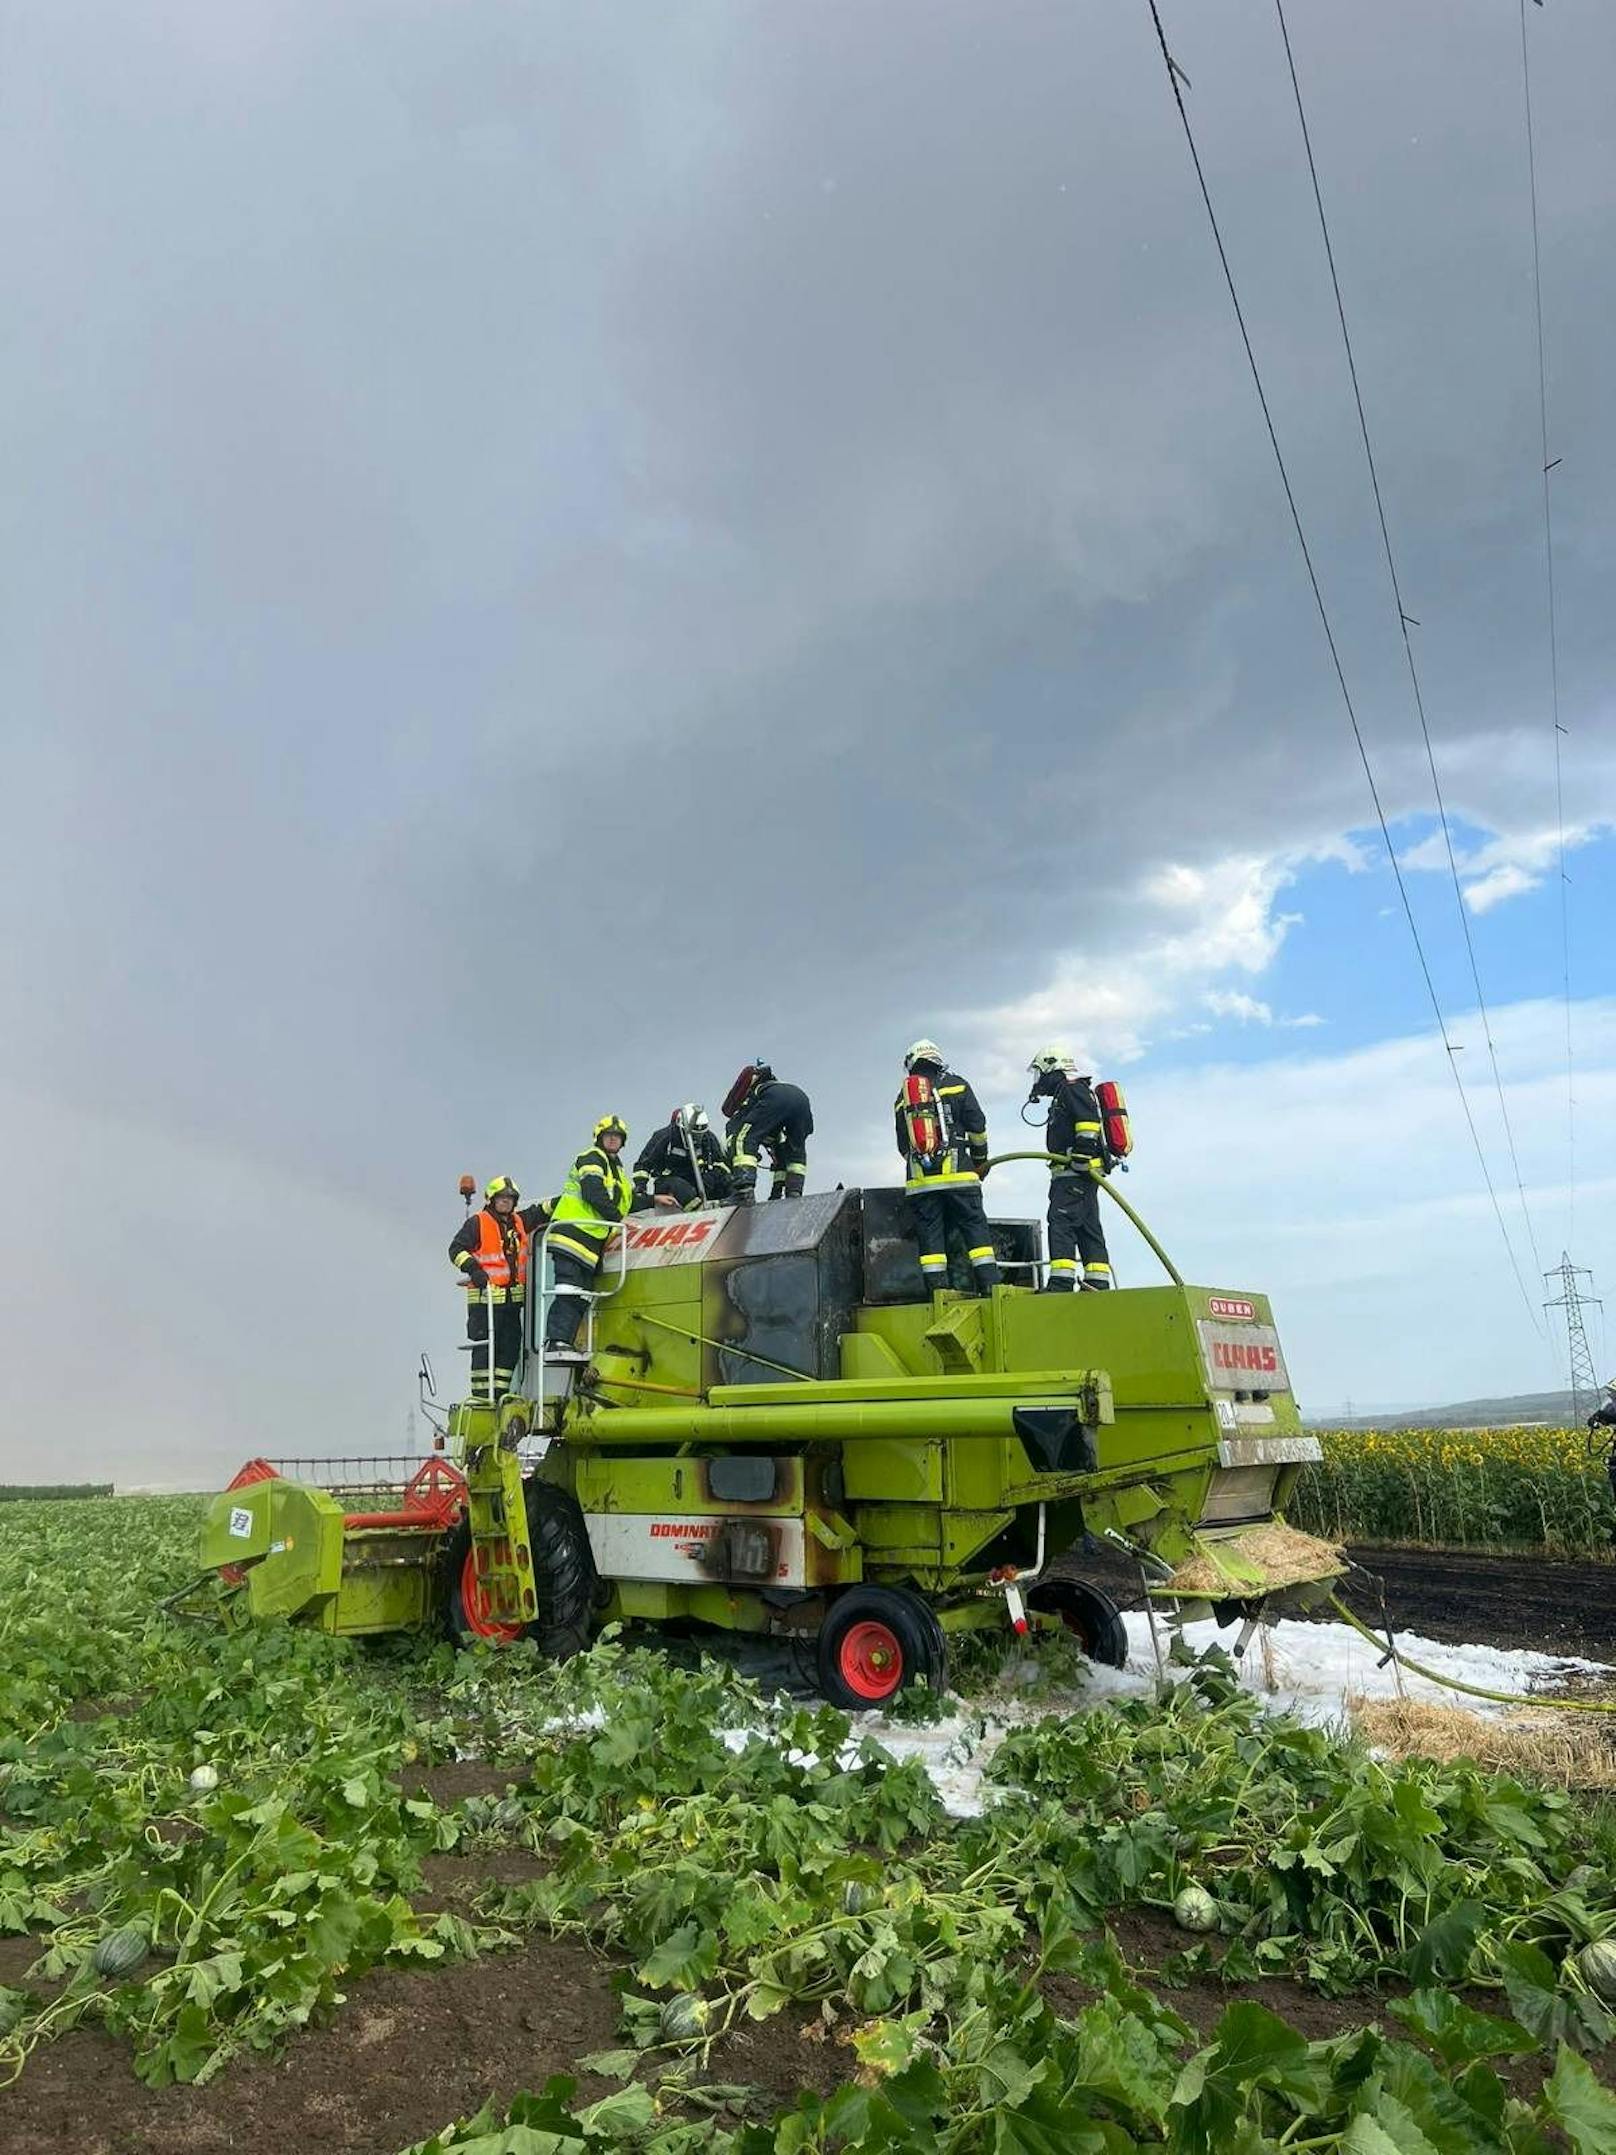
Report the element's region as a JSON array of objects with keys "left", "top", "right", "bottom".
[{"left": 2, "top": 0, "right": 1612, "bottom": 1473}]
